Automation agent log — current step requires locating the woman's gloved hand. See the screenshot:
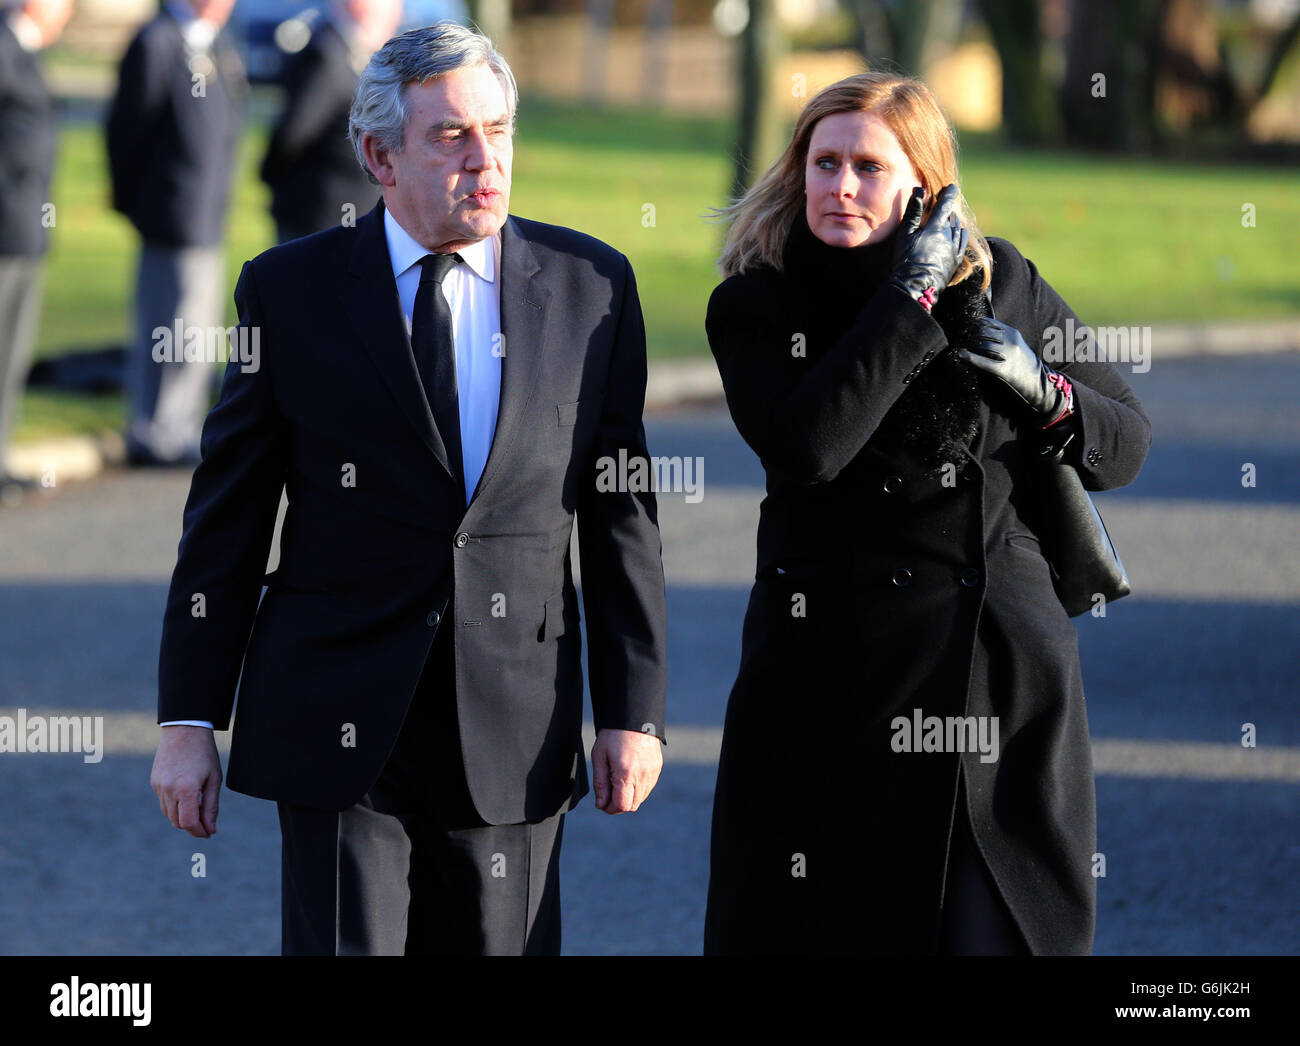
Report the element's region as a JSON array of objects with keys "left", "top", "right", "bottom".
[
  {"left": 958, "top": 318, "right": 1075, "bottom": 428},
  {"left": 889, "top": 184, "right": 968, "bottom": 312}
]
